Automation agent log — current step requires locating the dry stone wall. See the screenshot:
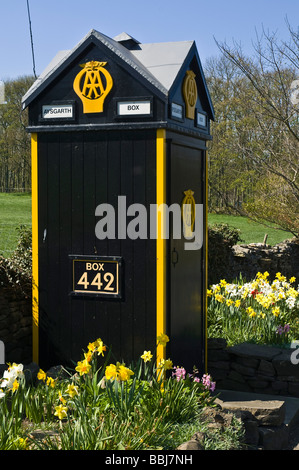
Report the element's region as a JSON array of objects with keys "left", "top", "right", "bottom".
[
  {"left": 208, "top": 338, "right": 299, "bottom": 398},
  {"left": 228, "top": 239, "right": 299, "bottom": 283},
  {"left": 0, "top": 287, "right": 32, "bottom": 365}
]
